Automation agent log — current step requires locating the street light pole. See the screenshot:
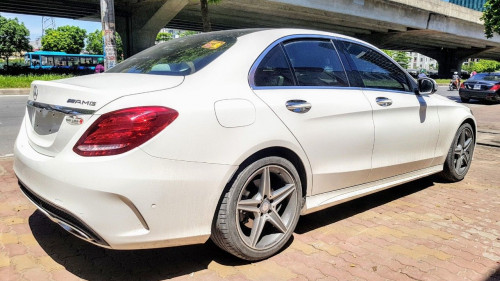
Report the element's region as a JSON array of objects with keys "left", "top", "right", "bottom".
[{"left": 100, "top": 0, "right": 117, "bottom": 70}]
